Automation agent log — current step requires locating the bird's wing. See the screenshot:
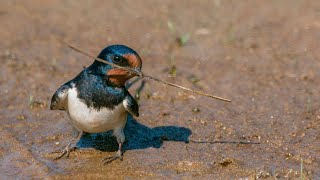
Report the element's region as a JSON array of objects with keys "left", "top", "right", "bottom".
[
  {"left": 50, "top": 83, "right": 71, "bottom": 110},
  {"left": 123, "top": 93, "right": 139, "bottom": 117}
]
